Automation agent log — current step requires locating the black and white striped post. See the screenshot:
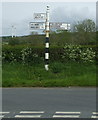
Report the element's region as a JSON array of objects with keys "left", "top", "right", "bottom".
[{"left": 45, "top": 6, "right": 50, "bottom": 71}]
